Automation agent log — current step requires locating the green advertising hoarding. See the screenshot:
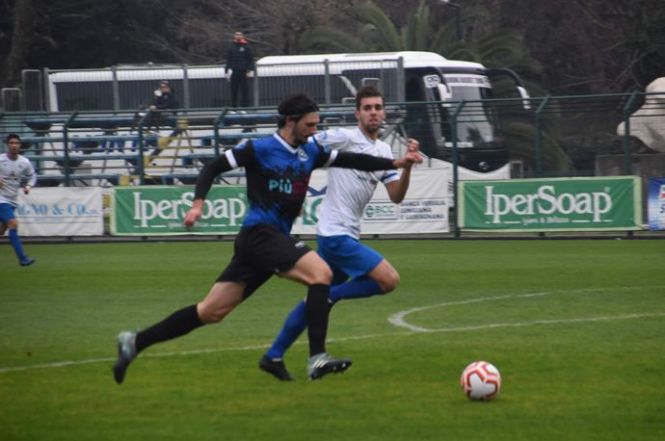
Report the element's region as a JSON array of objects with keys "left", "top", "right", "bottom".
[
  {"left": 111, "top": 186, "right": 249, "bottom": 235},
  {"left": 458, "top": 176, "right": 642, "bottom": 231}
]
